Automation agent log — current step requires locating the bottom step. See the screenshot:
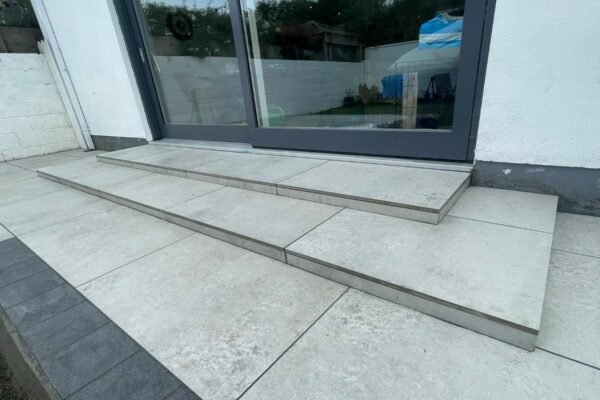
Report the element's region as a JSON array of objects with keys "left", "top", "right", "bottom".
[{"left": 37, "top": 159, "right": 557, "bottom": 350}]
